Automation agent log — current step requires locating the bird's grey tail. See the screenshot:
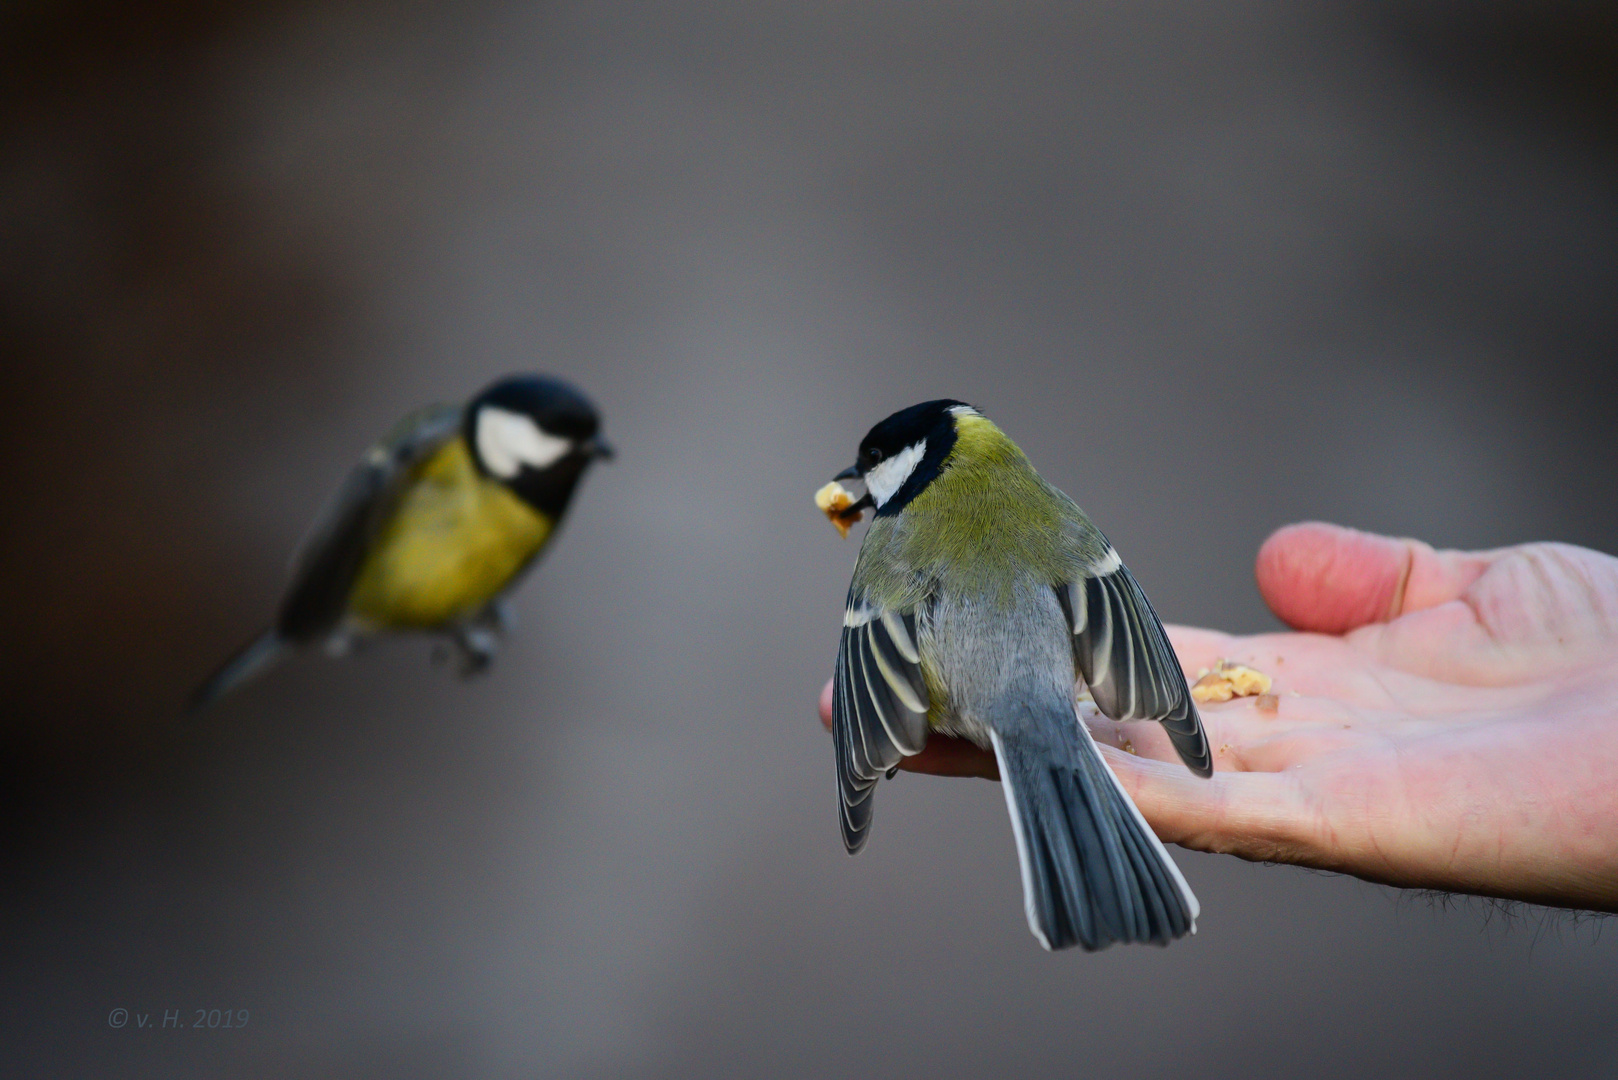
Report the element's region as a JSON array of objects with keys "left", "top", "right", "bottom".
[
  {"left": 189, "top": 629, "right": 286, "bottom": 711},
  {"left": 989, "top": 707, "right": 1198, "bottom": 951}
]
